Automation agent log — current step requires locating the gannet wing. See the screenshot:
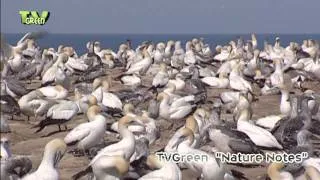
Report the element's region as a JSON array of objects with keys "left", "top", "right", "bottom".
[
  {"left": 237, "top": 121, "right": 283, "bottom": 149},
  {"left": 17, "top": 31, "right": 48, "bottom": 45},
  {"left": 64, "top": 126, "right": 91, "bottom": 144}
]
